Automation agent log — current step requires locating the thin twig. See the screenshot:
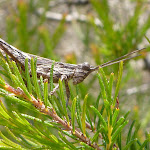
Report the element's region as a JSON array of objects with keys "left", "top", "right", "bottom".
[
  {"left": 3, "top": 82, "right": 101, "bottom": 150},
  {"left": 37, "top": 8, "right": 102, "bottom": 26}
]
